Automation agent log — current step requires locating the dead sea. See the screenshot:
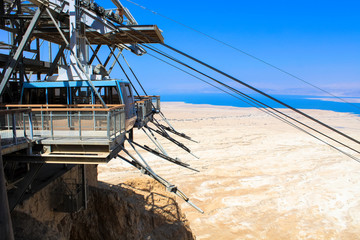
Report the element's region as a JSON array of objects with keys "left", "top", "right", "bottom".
[{"left": 99, "top": 102, "right": 360, "bottom": 240}]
